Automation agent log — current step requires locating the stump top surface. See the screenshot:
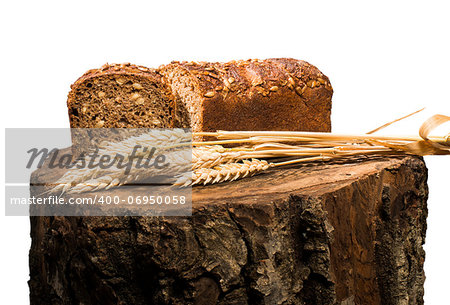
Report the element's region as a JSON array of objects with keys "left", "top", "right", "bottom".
[{"left": 191, "top": 156, "right": 413, "bottom": 205}]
